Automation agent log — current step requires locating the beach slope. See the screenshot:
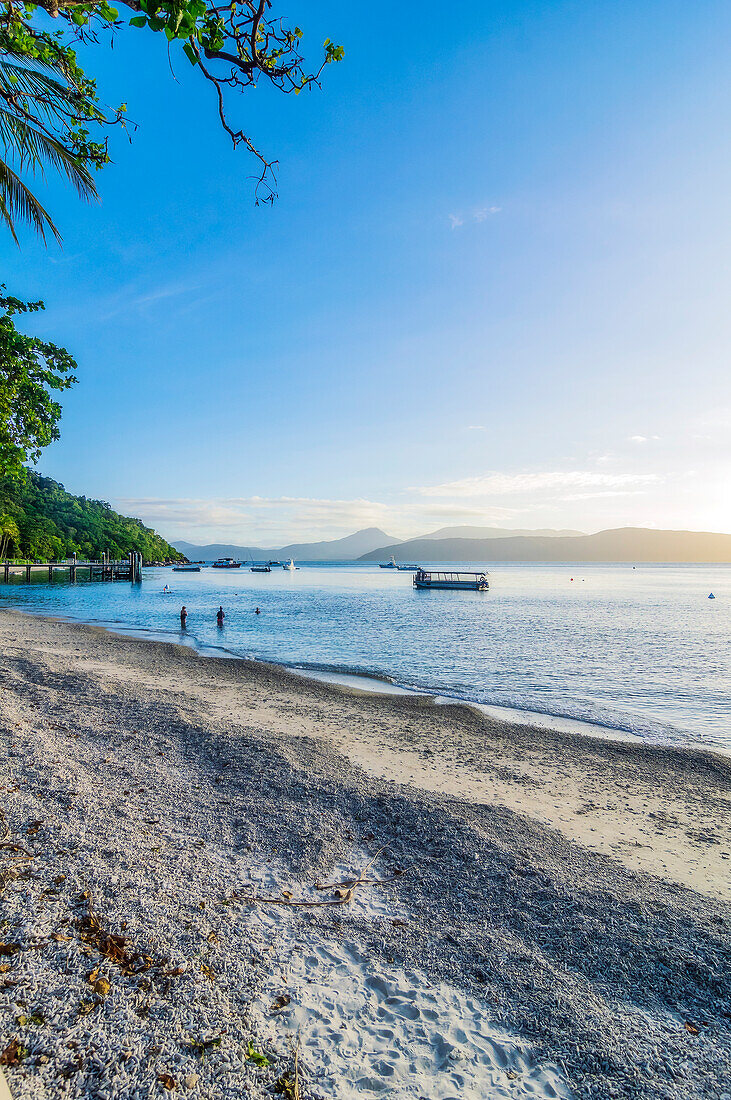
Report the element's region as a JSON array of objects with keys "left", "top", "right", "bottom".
[{"left": 0, "top": 609, "right": 729, "bottom": 1099}]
